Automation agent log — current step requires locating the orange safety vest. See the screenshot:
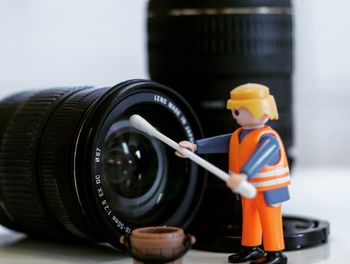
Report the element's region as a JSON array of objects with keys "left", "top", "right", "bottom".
[{"left": 229, "top": 126, "right": 290, "bottom": 192}]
